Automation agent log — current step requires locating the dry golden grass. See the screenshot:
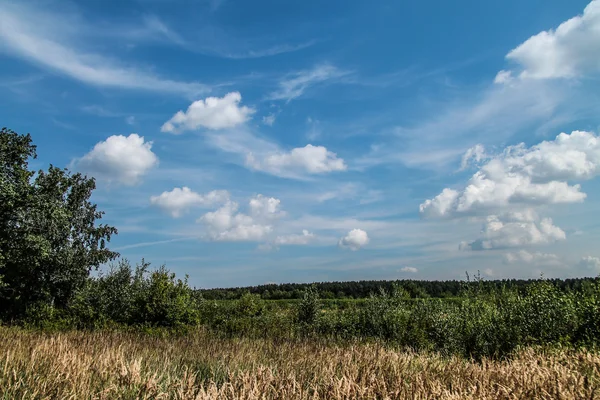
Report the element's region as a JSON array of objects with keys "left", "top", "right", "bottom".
[{"left": 0, "top": 327, "right": 598, "bottom": 399}]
